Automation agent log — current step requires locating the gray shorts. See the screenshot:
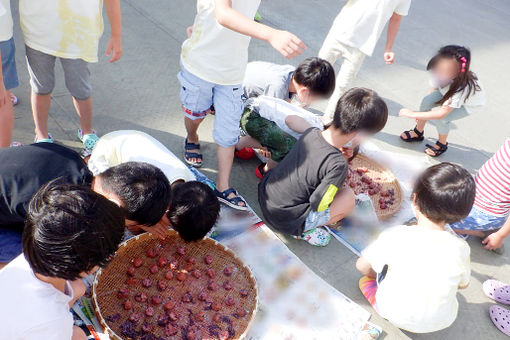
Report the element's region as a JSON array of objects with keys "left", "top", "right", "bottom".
[{"left": 25, "top": 45, "right": 92, "bottom": 100}]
